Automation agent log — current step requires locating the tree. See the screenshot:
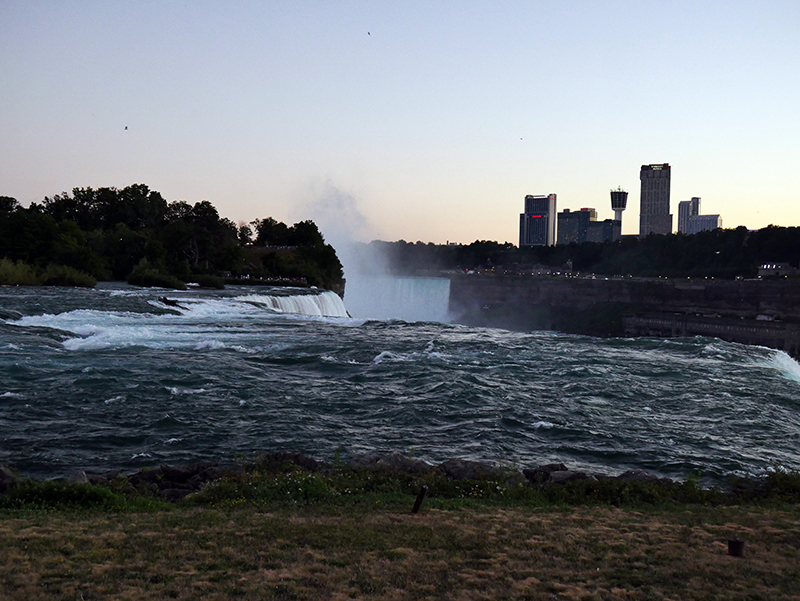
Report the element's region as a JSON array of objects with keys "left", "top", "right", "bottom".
[
  {"left": 0, "top": 196, "right": 19, "bottom": 213},
  {"left": 252, "top": 217, "right": 291, "bottom": 246}
]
